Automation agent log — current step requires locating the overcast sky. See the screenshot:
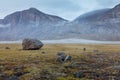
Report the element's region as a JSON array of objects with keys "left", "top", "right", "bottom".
[{"left": 0, "top": 0, "right": 120, "bottom": 20}]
